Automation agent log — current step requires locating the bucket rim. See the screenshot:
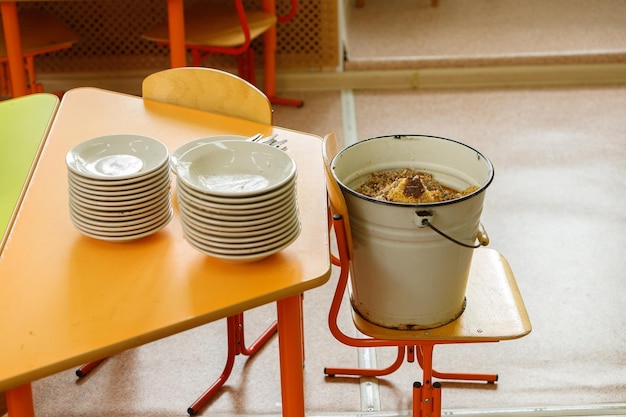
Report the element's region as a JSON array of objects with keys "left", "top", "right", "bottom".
[{"left": 331, "top": 134, "right": 495, "bottom": 208}]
